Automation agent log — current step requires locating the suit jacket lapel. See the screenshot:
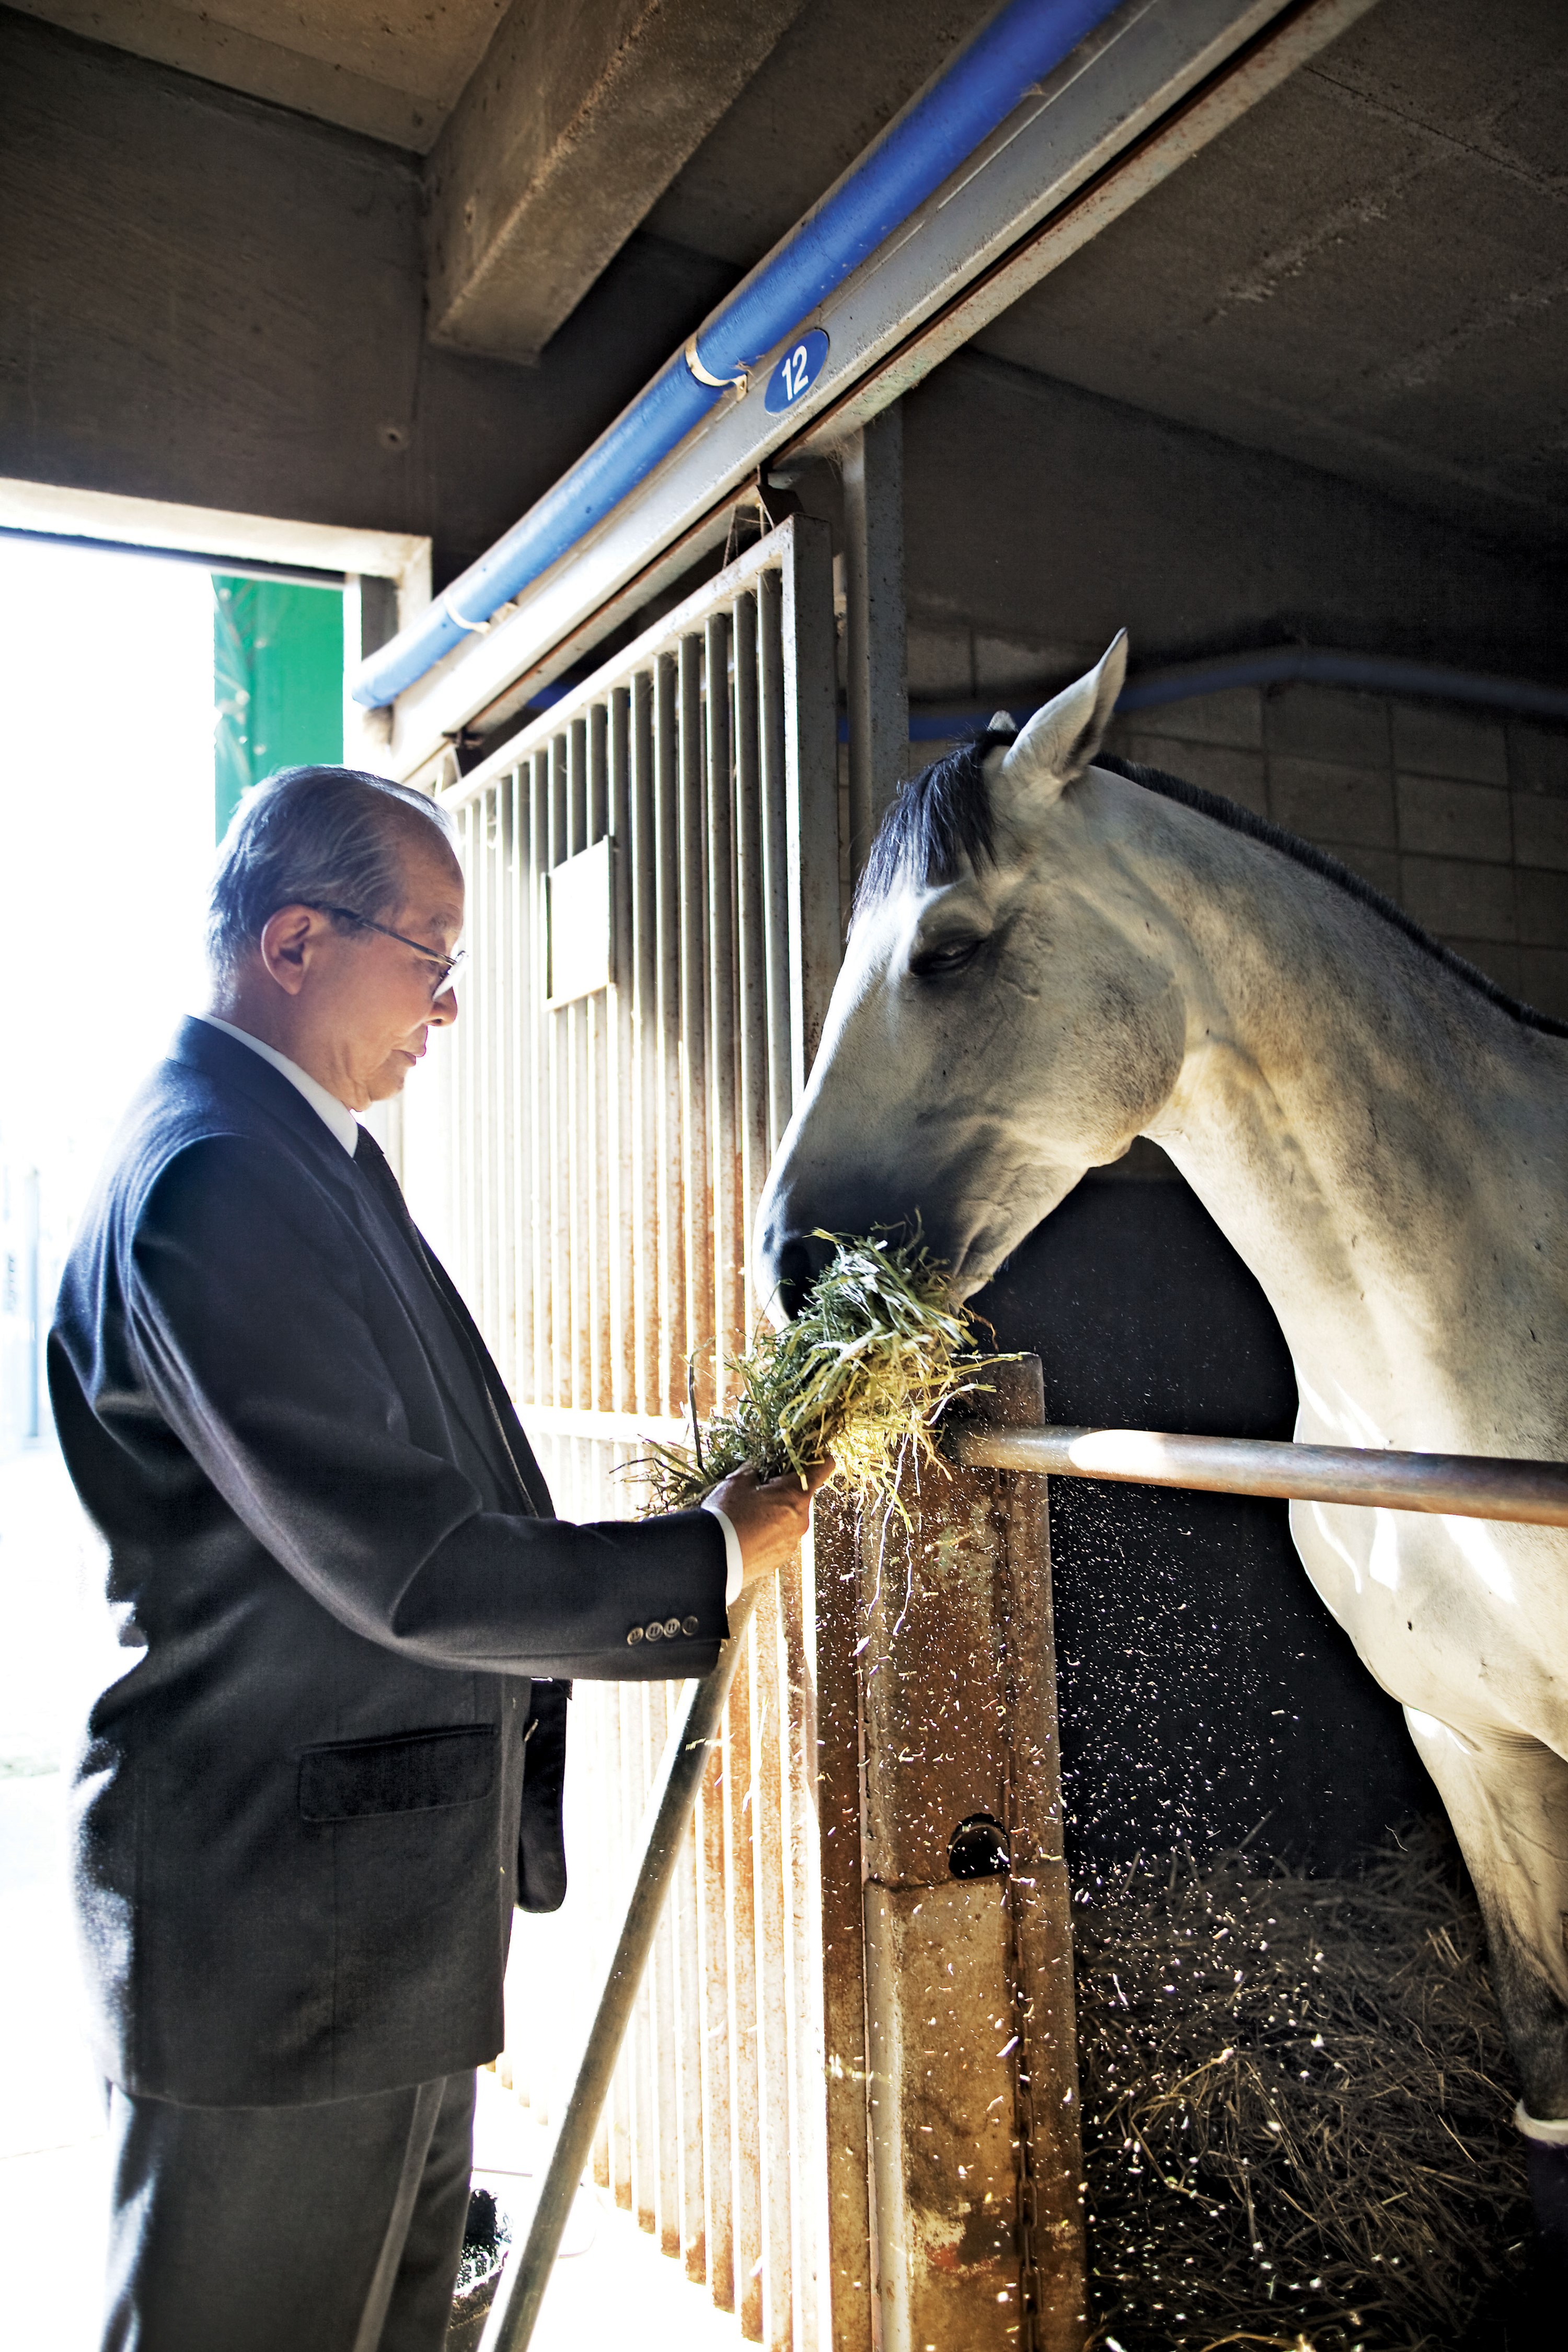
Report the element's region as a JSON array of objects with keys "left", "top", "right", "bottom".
[
  {"left": 352, "top": 1131, "right": 553, "bottom": 1518},
  {"left": 172, "top": 1022, "right": 536, "bottom": 1511}
]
